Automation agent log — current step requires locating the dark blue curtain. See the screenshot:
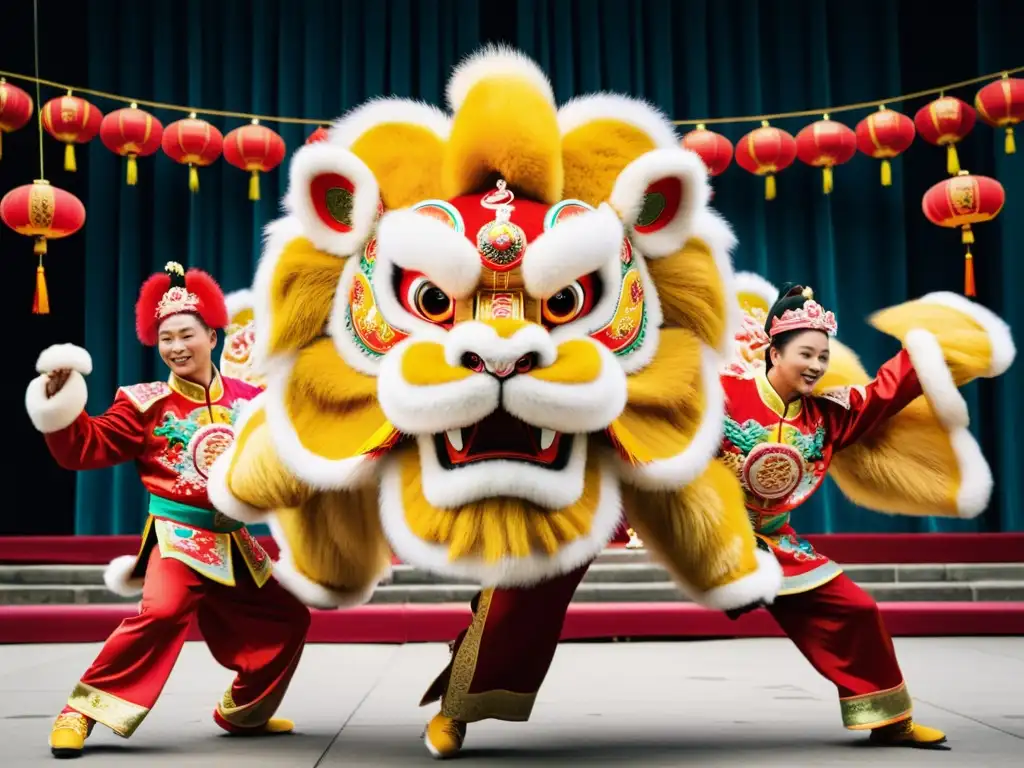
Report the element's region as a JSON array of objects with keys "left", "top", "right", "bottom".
[{"left": 4, "top": 0, "right": 1021, "bottom": 536}]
